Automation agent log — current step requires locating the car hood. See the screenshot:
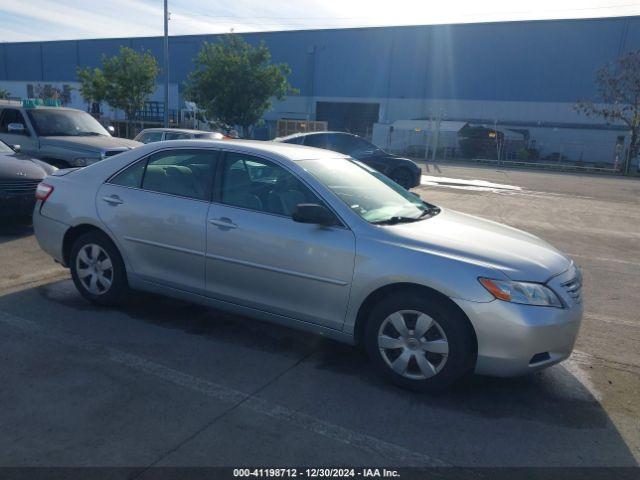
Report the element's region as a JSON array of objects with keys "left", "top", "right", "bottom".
[
  {"left": 383, "top": 208, "right": 571, "bottom": 282},
  {"left": 40, "top": 136, "right": 141, "bottom": 153},
  {"left": 0, "top": 152, "right": 55, "bottom": 180},
  {"left": 374, "top": 152, "right": 420, "bottom": 169}
]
